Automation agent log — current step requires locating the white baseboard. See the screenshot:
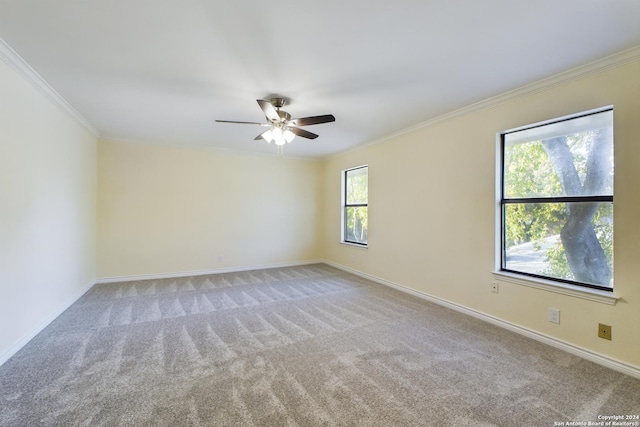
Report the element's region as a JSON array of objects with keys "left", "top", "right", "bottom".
[
  {"left": 2, "top": 260, "right": 325, "bottom": 367},
  {"left": 95, "top": 259, "right": 325, "bottom": 284},
  {"left": 7, "top": 260, "right": 637, "bottom": 380},
  {"left": 325, "top": 260, "right": 640, "bottom": 380},
  {"left": 0, "top": 279, "right": 96, "bottom": 367}
]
